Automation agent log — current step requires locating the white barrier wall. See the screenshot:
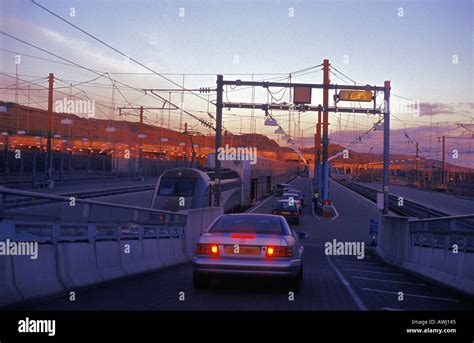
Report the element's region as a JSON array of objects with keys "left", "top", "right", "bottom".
[
  {"left": 376, "top": 215, "right": 474, "bottom": 295},
  {"left": 0, "top": 207, "right": 222, "bottom": 307}
]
